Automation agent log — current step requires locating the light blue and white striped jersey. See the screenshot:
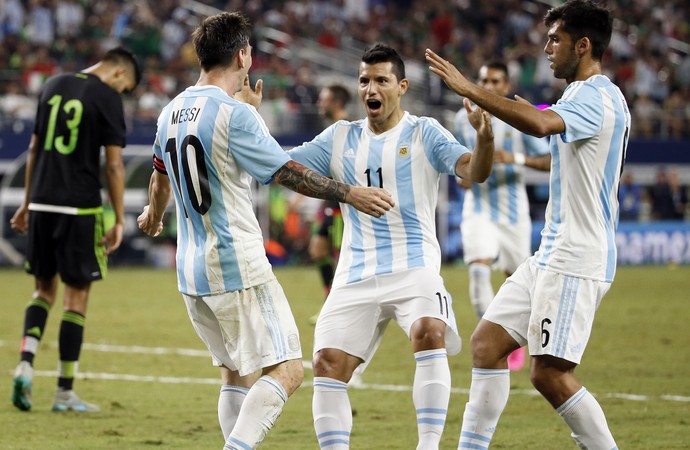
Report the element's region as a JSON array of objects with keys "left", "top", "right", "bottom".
[
  {"left": 153, "top": 85, "right": 290, "bottom": 296},
  {"left": 537, "top": 75, "right": 630, "bottom": 282},
  {"left": 454, "top": 110, "right": 549, "bottom": 224},
  {"left": 289, "top": 112, "right": 470, "bottom": 287}
]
